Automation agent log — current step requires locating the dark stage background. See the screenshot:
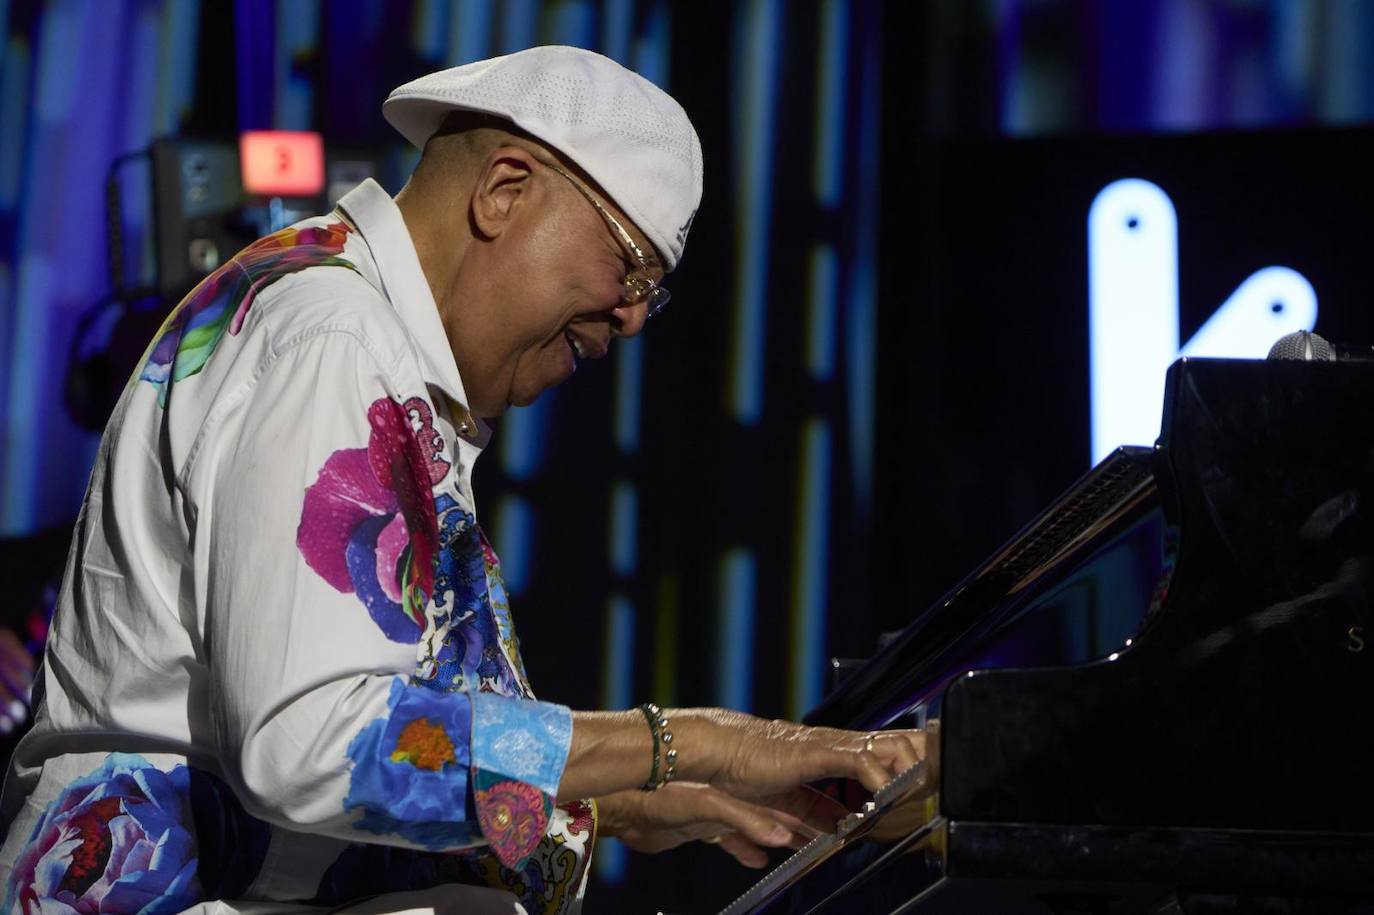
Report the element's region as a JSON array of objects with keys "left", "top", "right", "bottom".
[
  {"left": 3, "top": 1, "right": 1374, "bottom": 911},
  {"left": 880, "top": 126, "right": 1374, "bottom": 634}
]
